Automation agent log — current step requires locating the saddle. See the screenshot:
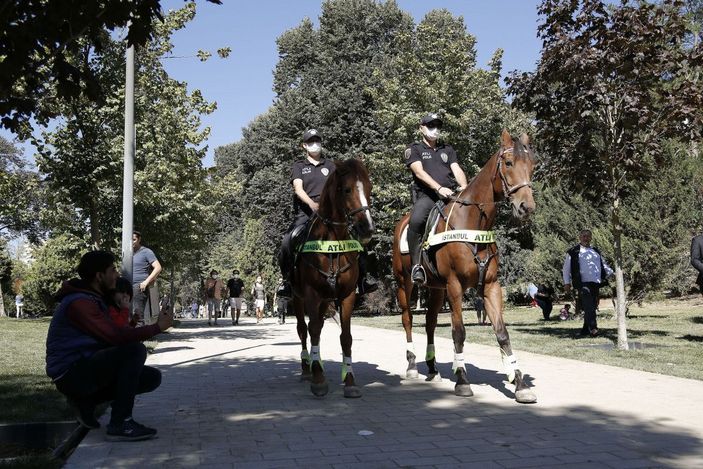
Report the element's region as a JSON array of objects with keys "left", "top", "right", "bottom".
[{"left": 399, "top": 201, "right": 446, "bottom": 279}]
